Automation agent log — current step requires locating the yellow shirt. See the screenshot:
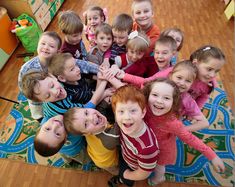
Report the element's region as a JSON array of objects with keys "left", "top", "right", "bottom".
[{"left": 85, "top": 134, "right": 118, "bottom": 168}]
